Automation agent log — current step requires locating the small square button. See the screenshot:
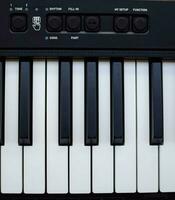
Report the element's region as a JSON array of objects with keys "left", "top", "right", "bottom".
[
  {"left": 114, "top": 15, "right": 130, "bottom": 33},
  {"left": 66, "top": 15, "right": 81, "bottom": 32},
  {"left": 84, "top": 16, "right": 100, "bottom": 32},
  {"left": 11, "top": 14, "right": 27, "bottom": 32},
  {"left": 47, "top": 15, "right": 63, "bottom": 32},
  {"left": 132, "top": 15, "right": 148, "bottom": 33}
]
